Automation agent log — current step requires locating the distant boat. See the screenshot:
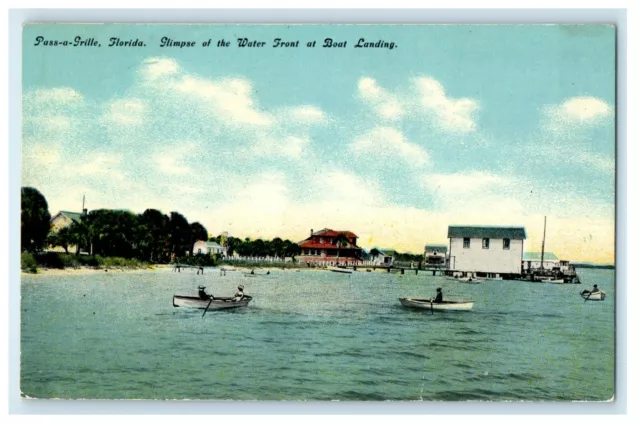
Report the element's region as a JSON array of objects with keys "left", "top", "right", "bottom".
[
  {"left": 485, "top": 276, "right": 503, "bottom": 281},
  {"left": 327, "top": 266, "right": 353, "bottom": 274},
  {"left": 457, "top": 277, "right": 483, "bottom": 284},
  {"left": 172, "top": 295, "right": 252, "bottom": 310},
  {"left": 580, "top": 290, "right": 606, "bottom": 301},
  {"left": 536, "top": 276, "right": 565, "bottom": 284},
  {"left": 399, "top": 297, "right": 474, "bottom": 311}
]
